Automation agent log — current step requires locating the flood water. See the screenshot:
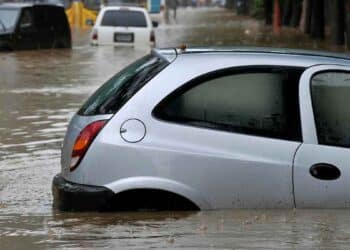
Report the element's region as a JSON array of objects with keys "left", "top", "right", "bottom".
[{"left": 1, "top": 7, "right": 350, "bottom": 249}]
